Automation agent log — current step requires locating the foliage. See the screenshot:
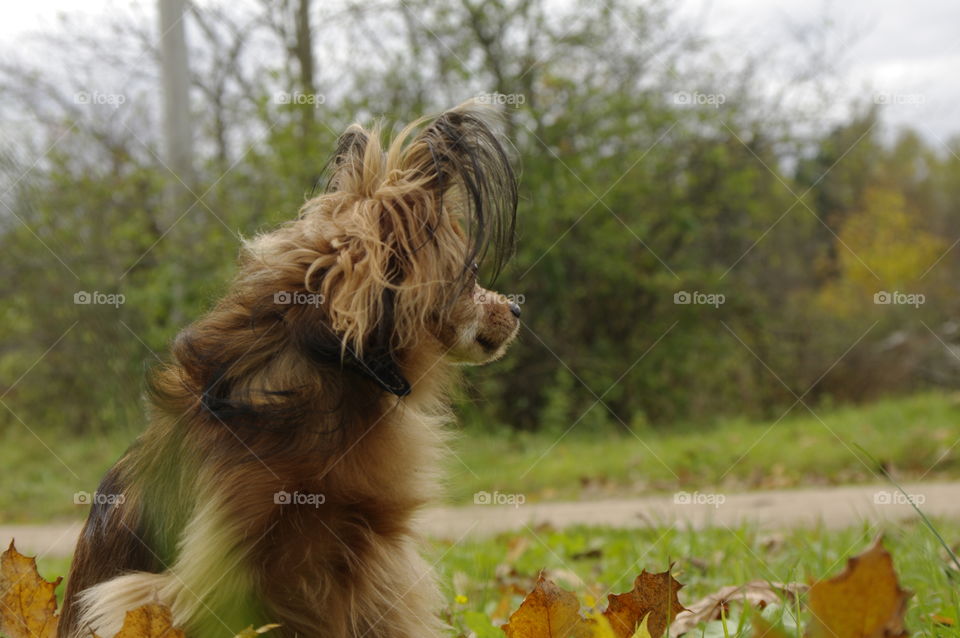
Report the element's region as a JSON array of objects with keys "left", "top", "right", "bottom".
[{"left": 1, "top": 0, "right": 960, "bottom": 437}]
